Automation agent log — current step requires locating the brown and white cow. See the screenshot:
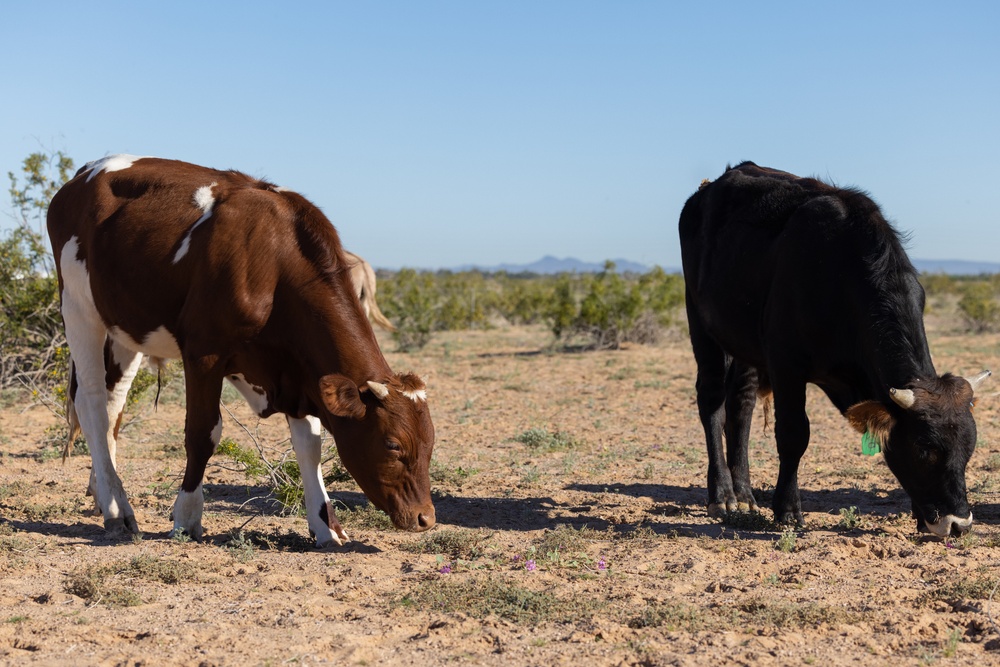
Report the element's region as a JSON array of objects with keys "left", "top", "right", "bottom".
[
  {"left": 343, "top": 250, "right": 395, "bottom": 332},
  {"left": 47, "top": 155, "right": 436, "bottom": 546}
]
